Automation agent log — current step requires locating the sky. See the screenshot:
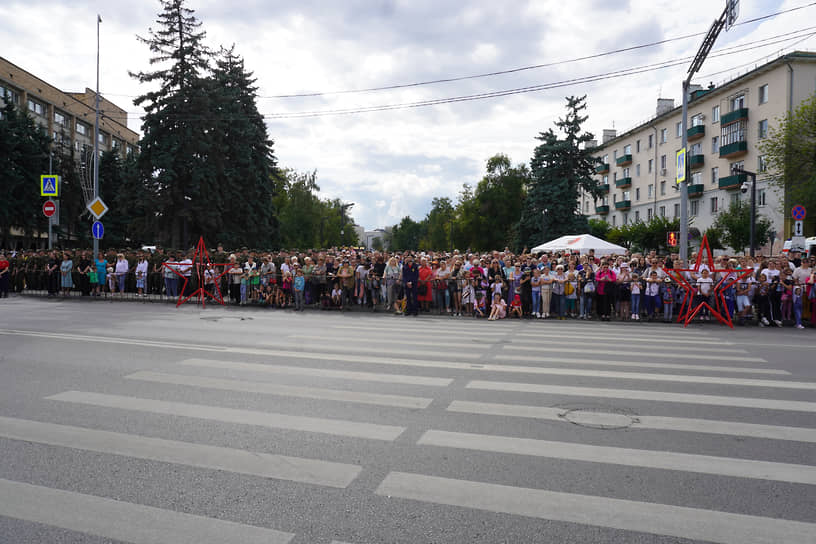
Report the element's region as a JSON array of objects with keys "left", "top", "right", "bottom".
[{"left": 2, "top": 0, "right": 814, "bottom": 230}]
